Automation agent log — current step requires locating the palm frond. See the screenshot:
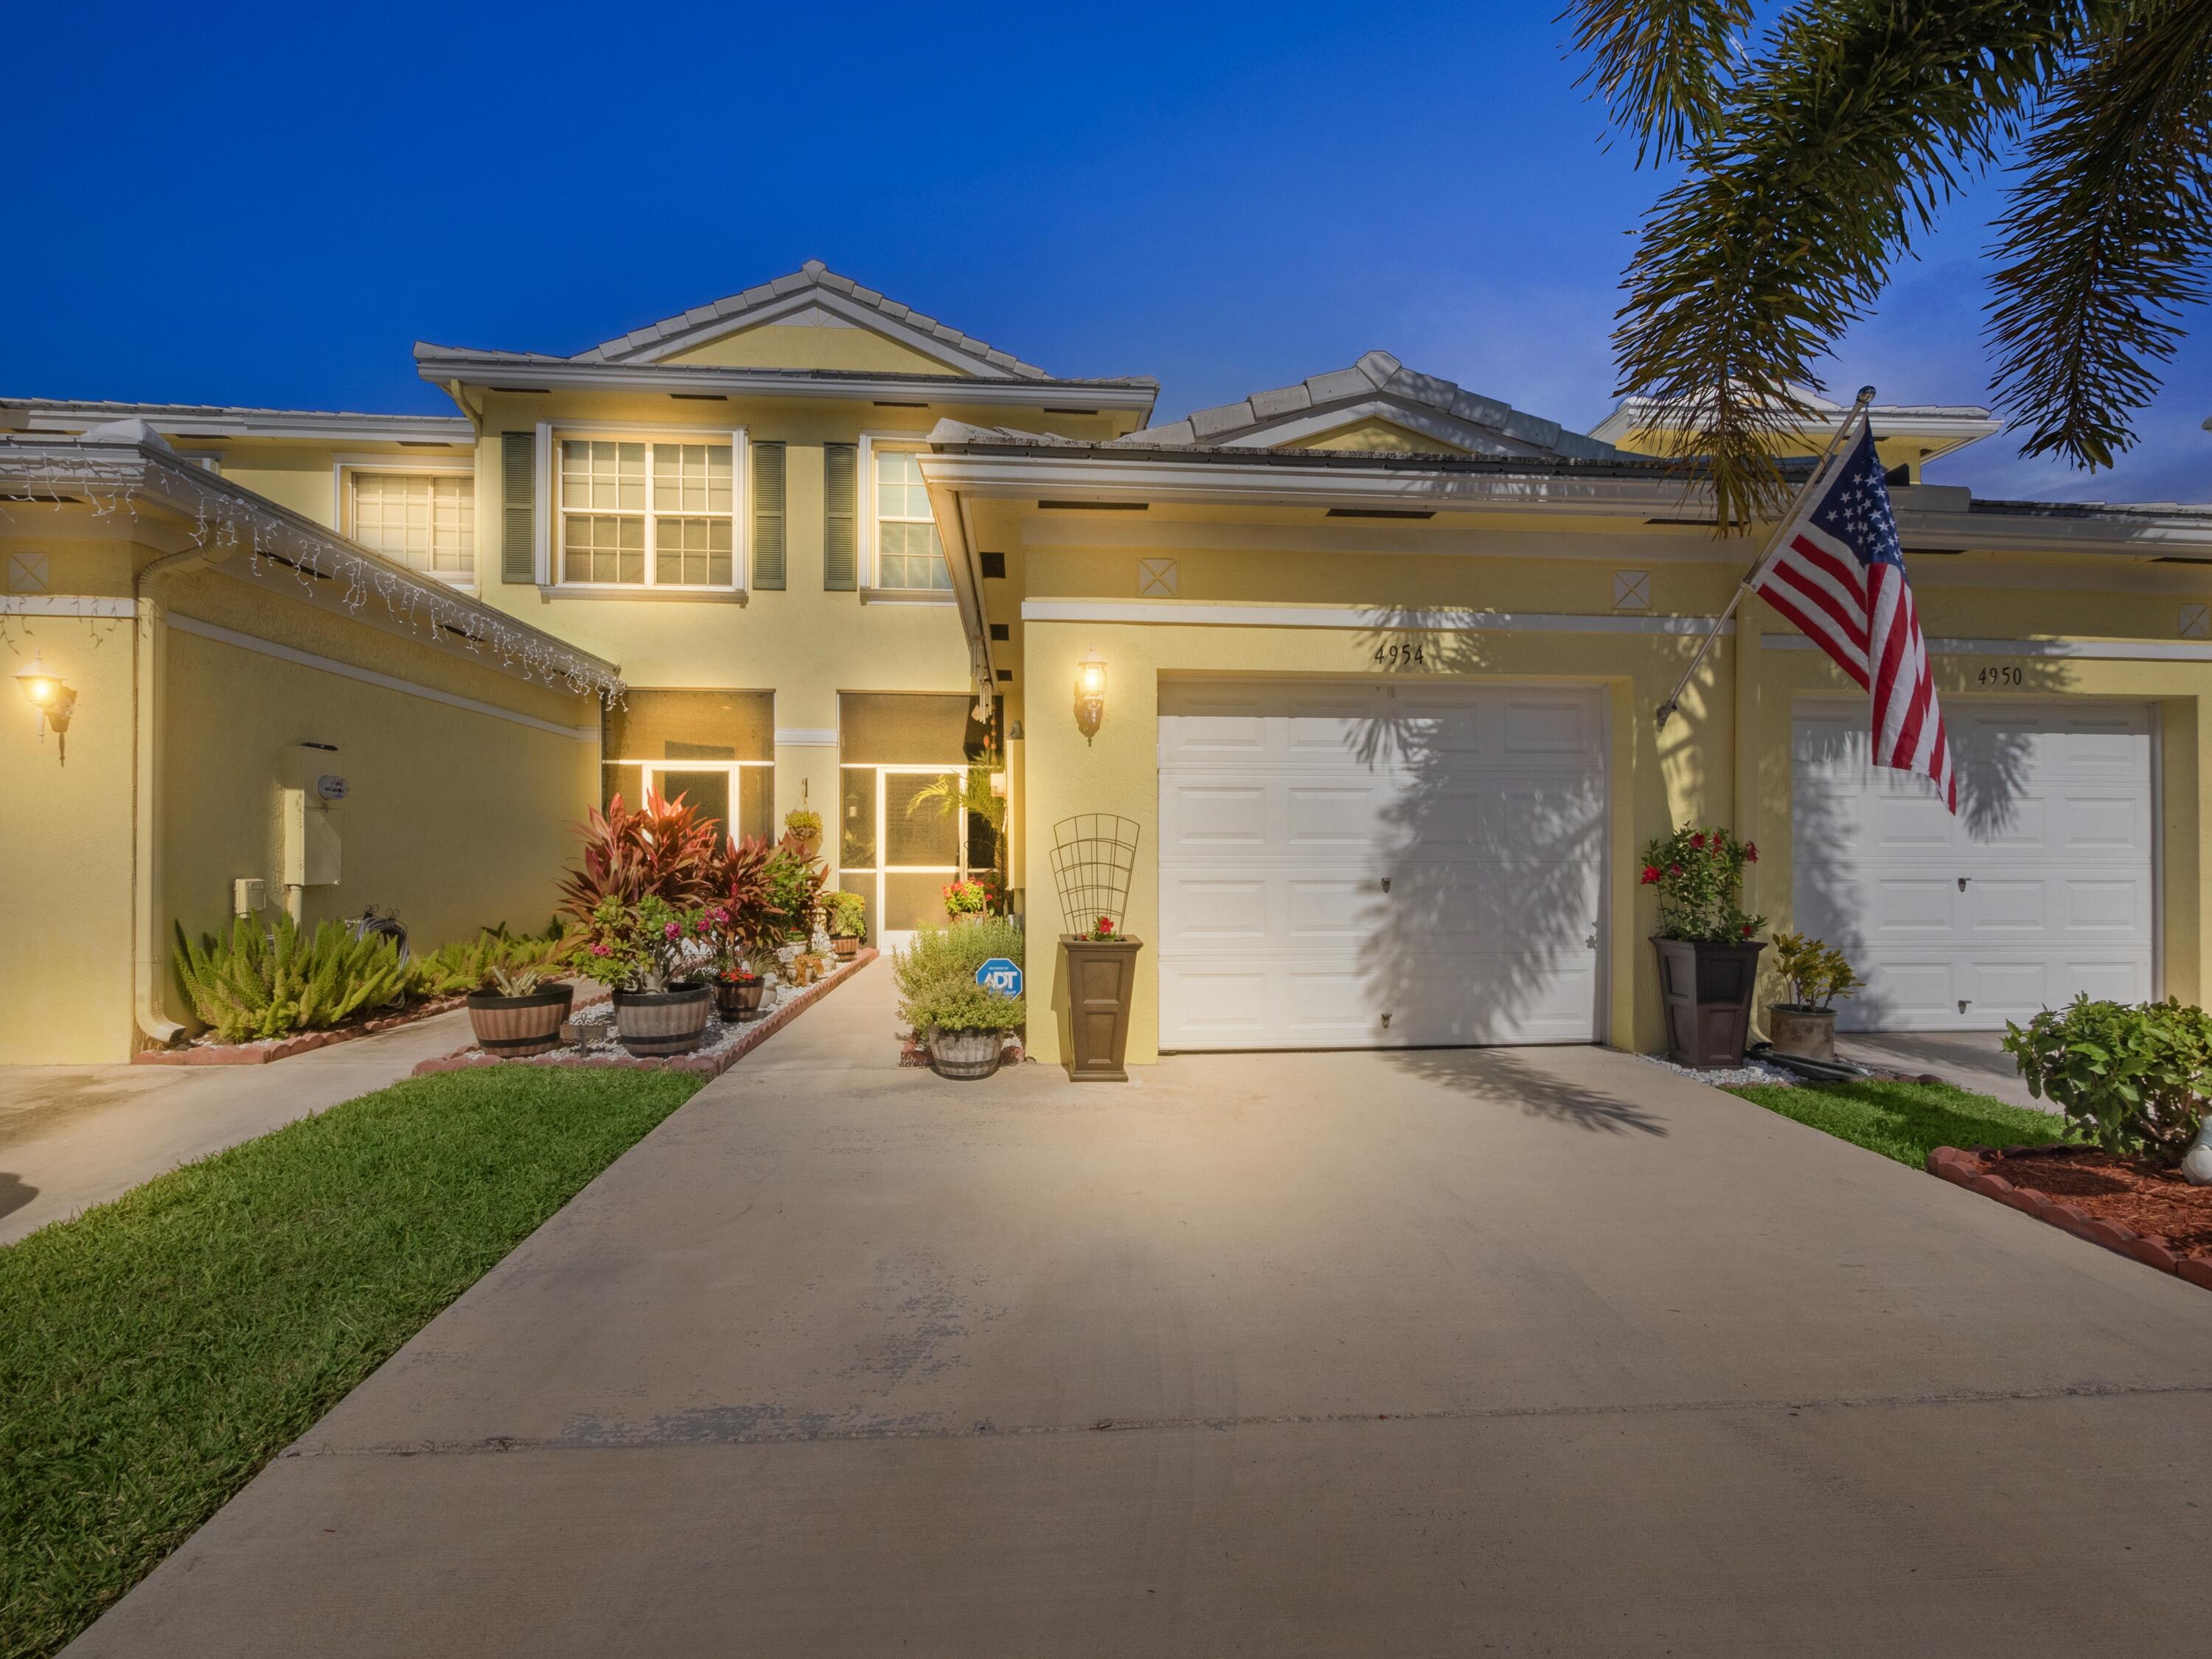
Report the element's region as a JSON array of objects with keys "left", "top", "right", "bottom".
[
  {"left": 1986, "top": 0, "right": 2212, "bottom": 469},
  {"left": 1560, "top": 0, "right": 1754, "bottom": 162},
  {"left": 1614, "top": 1, "right": 2087, "bottom": 529}
]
